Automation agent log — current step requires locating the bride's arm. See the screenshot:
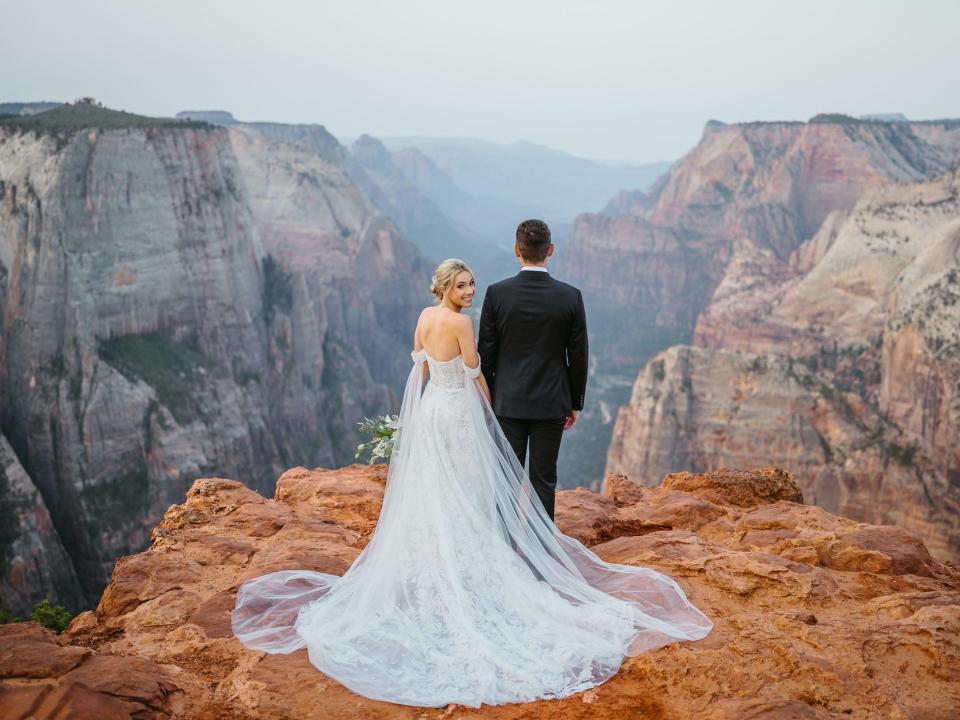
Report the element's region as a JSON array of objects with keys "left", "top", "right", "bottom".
[
  {"left": 413, "top": 308, "right": 426, "bottom": 352},
  {"left": 454, "top": 314, "right": 490, "bottom": 403},
  {"left": 414, "top": 309, "right": 428, "bottom": 384},
  {"left": 476, "top": 373, "right": 492, "bottom": 405}
]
